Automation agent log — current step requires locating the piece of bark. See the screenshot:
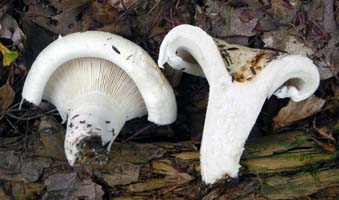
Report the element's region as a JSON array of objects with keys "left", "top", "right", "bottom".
[
  {"left": 242, "top": 131, "right": 310, "bottom": 159},
  {"left": 242, "top": 148, "right": 338, "bottom": 174},
  {"left": 0, "top": 182, "right": 44, "bottom": 200},
  {"left": 263, "top": 168, "right": 339, "bottom": 199},
  {"left": 100, "top": 162, "right": 140, "bottom": 186},
  {"left": 0, "top": 117, "right": 338, "bottom": 199}
]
